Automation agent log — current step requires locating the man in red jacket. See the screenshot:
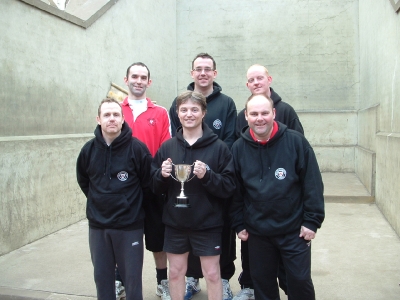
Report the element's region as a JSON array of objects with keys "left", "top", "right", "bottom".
[{"left": 118, "top": 62, "right": 172, "bottom": 300}]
